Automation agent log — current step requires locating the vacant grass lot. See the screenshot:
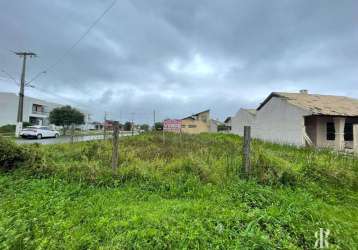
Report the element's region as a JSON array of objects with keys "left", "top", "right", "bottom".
[{"left": 0, "top": 133, "right": 357, "bottom": 249}]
